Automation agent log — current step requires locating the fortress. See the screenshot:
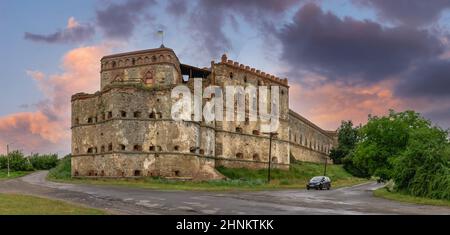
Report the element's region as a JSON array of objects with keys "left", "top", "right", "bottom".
[{"left": 71, "top": 46, "right": 337, "bottom": 179}]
